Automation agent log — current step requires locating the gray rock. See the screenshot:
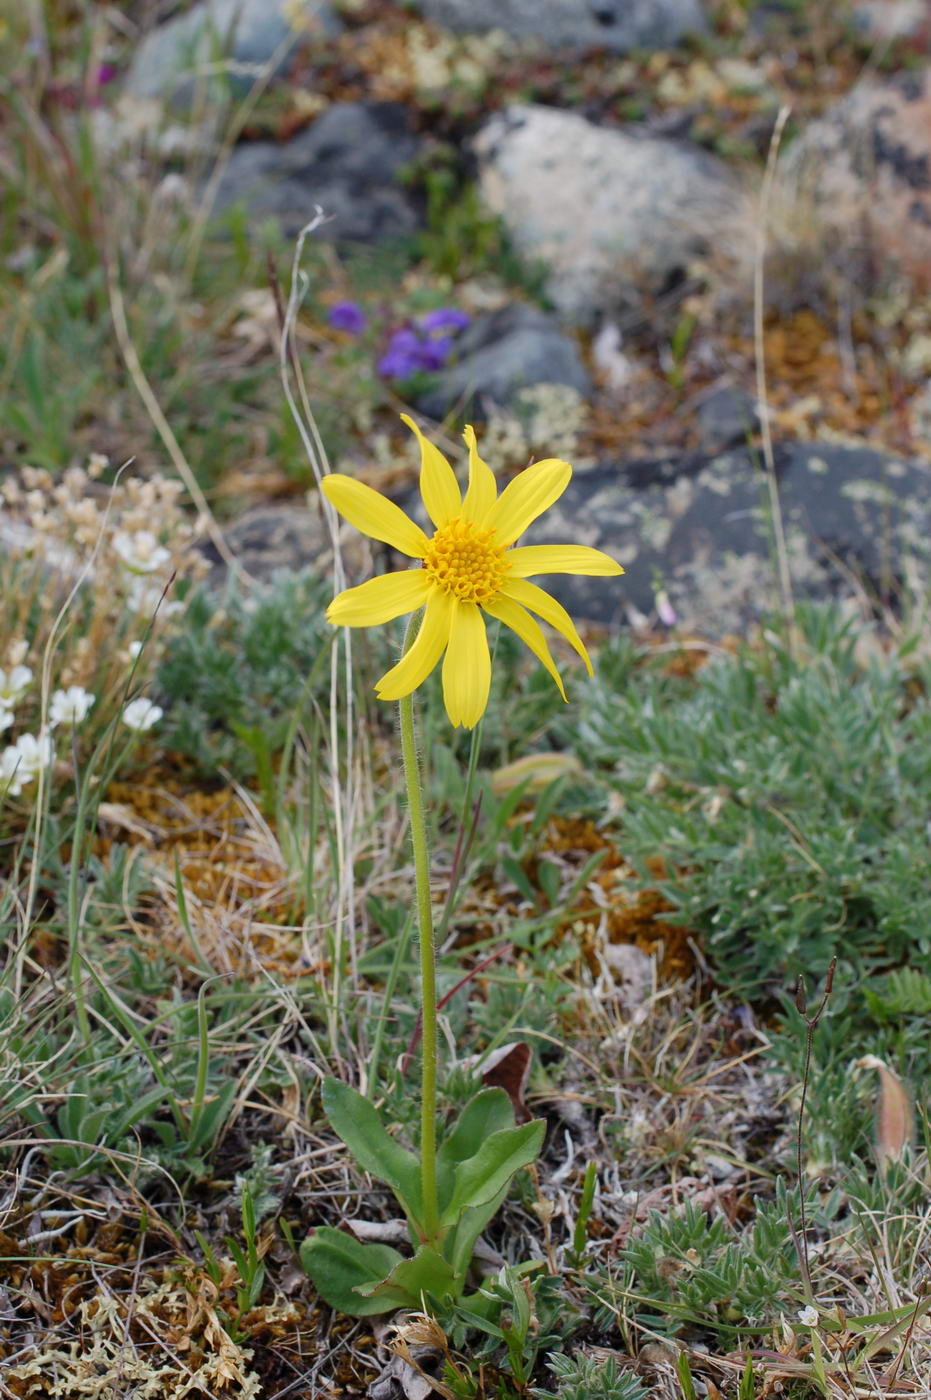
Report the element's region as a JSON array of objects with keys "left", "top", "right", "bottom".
[
  {"left": 781, "top": 69, "right": 931, "bottom": 285},
  {"left": 525, "top": 441, "right": 931, "bottom": 631},
  {"left": 209, "top": 102, "right": 422, "bottom": 241},
  {"left": 210, "top": 444, "right": 931, "bottom": 640},
  {"left": 414, "top": 304, "right": 592, "bottom": 420},
  {"left": 695, "top": 385, "right": 758, "bottom": 454},
  {"left": 202, "top": 502, "right": 371, "bottom": 591},
  {"left": 474, "top": 105, "right": 741, "bottom": 327},
  {"left": 415, "top": 0, "right": 706, "bottom": 52},
  {"left": 125, "top": 0, "right": 341, "bottom": 103},
  {"left": 851, "top": 0, "right": 927, "bottom": 41}
]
